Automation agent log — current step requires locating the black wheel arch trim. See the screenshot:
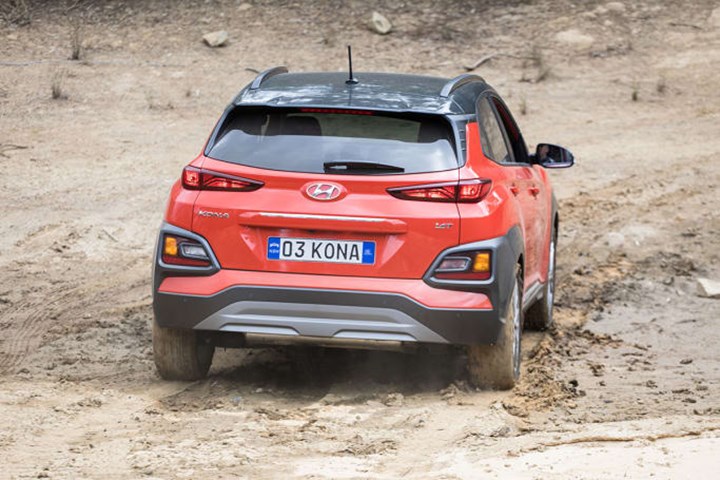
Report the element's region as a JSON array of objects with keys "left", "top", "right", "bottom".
[{"left": 423, "top": 225, "right": 524, "bottom": 320}]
